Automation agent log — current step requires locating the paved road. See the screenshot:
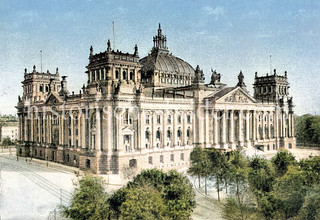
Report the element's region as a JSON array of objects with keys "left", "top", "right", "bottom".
[{"left": 0, "top": 154, "right": 76, "bottom": 220}]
